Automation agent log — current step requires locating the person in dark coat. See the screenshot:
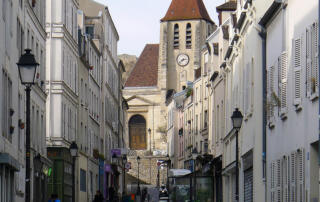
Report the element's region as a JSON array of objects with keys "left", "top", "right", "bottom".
[
  {"left": 48, "top": 194, "right": 61, "bottom": 202},
  {"left": 93, "top": 190, "right": 104, "bottom": 202},
  {"left": 108, "top": 187, "right": 116, "bottom": 202}
]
